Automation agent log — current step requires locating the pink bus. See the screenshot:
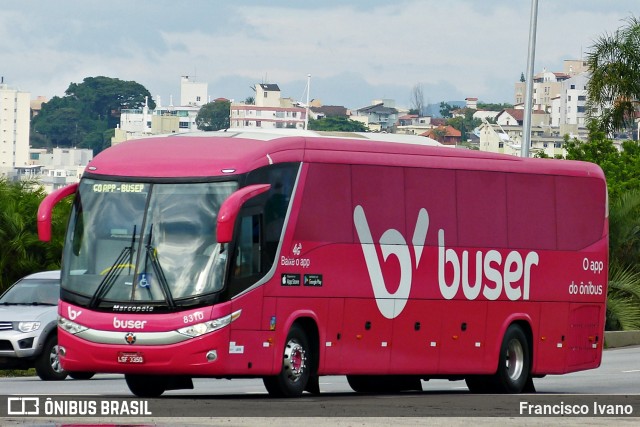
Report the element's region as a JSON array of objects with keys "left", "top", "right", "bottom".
[{"left": 38, "top": 132, "right": 608, "bottom": 397}]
